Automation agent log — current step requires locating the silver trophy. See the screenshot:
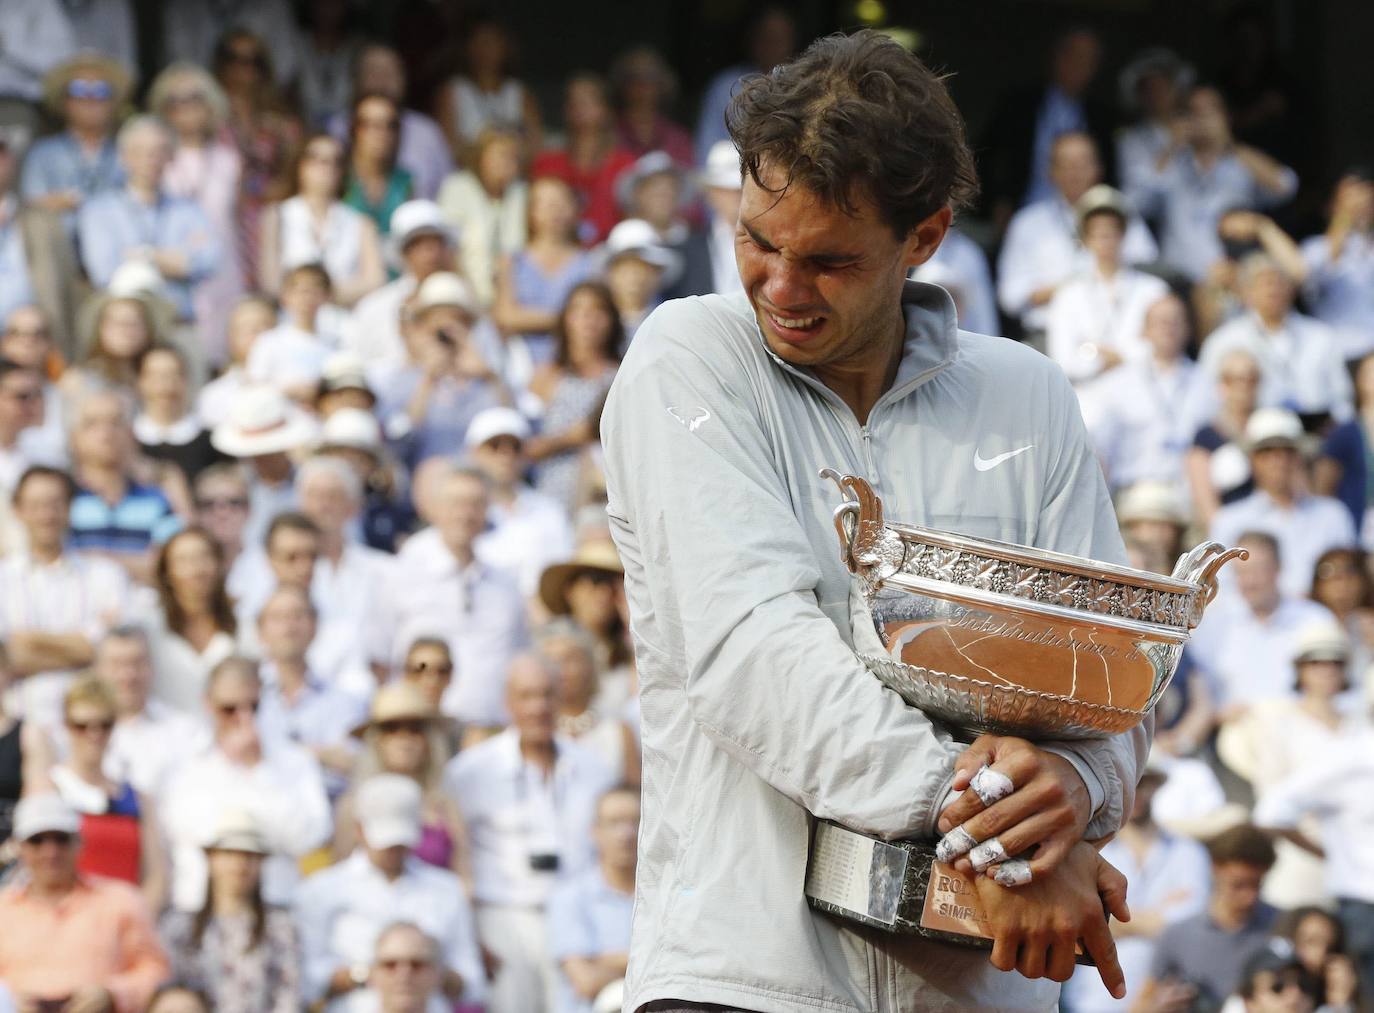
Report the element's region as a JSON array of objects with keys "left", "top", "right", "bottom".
[{"left": 804, "top": 470, "right": 1245, "bottom": 947}]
